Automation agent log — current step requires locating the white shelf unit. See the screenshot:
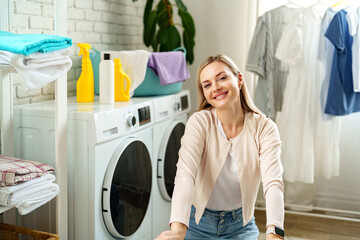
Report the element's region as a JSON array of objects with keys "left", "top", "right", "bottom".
[{"left": 0, "top": 0, "right": 68, "bottom": 238}]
